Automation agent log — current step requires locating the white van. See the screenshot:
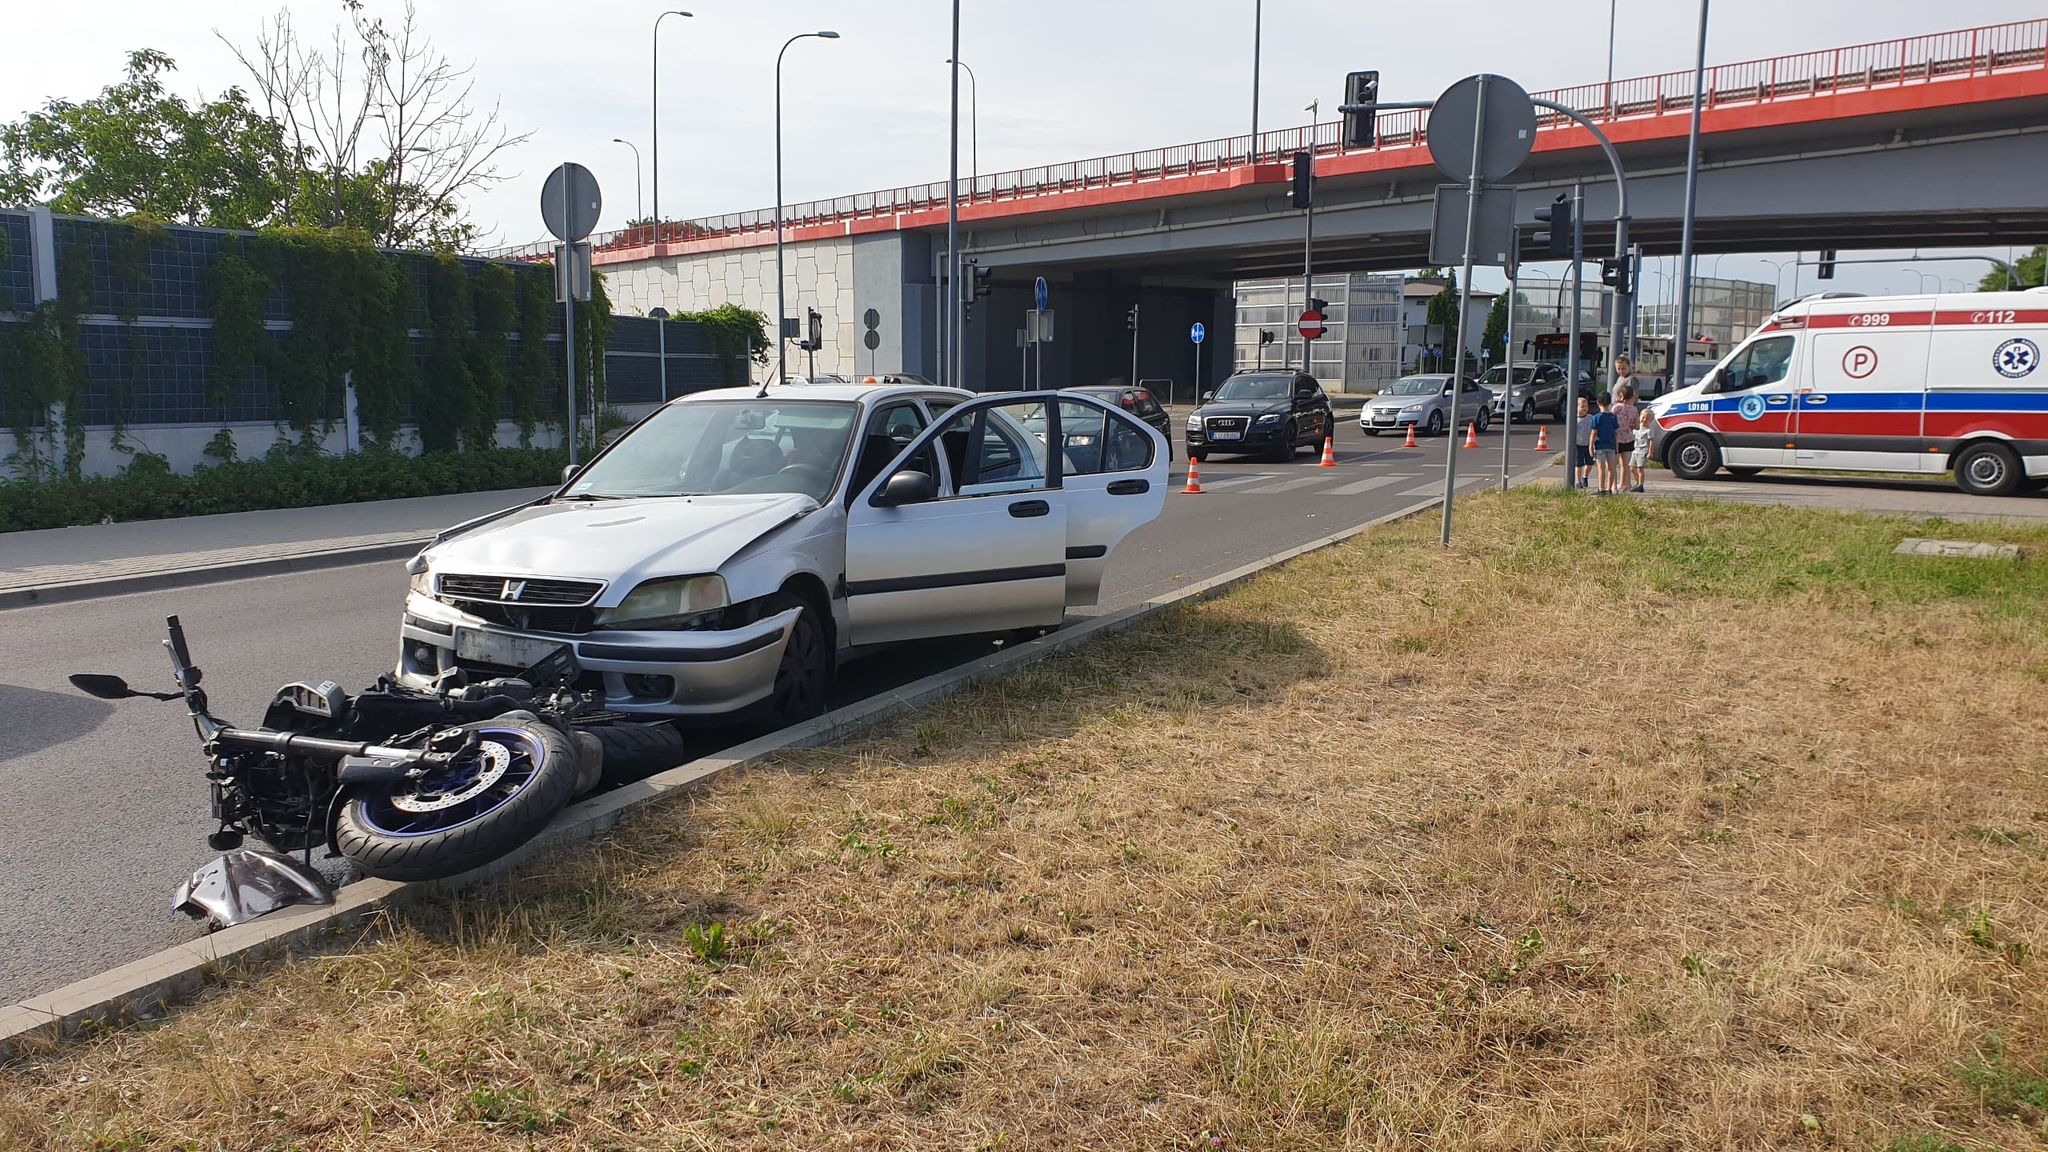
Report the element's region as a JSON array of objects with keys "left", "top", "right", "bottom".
[{"left": 1649, "top": 288, "right": 2048, "bottom": 496}]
